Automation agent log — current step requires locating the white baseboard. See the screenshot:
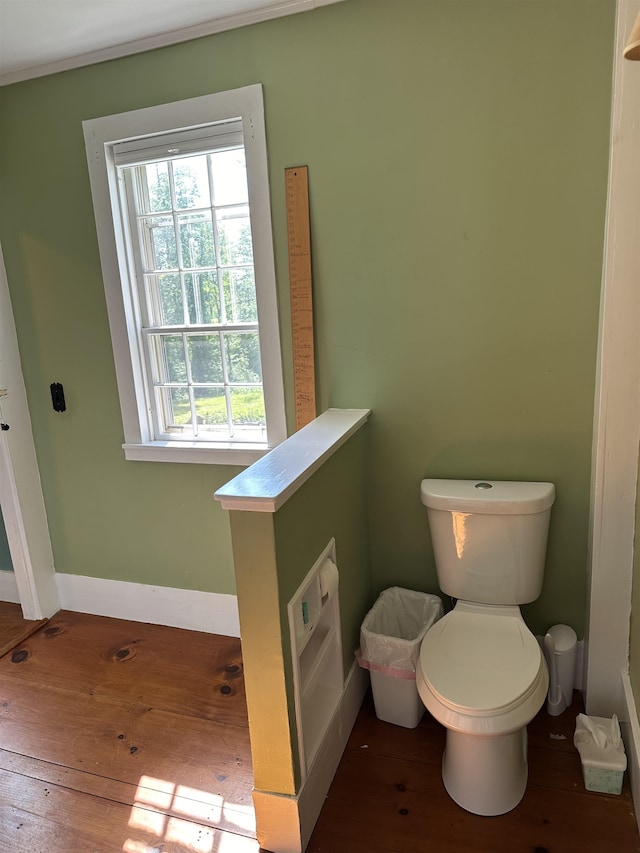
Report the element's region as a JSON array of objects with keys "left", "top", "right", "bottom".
[
  {"left": 253, "top": 659, "right": 368, "bottom": 853},
  {"left": 252, "top": 790, "right": 302, "bottom": 853},
  {"left": 54, "top": 573, "right": 240, "bottom": 636},
  {"left": 298, "top": 660, "right": 368, "bottom": 849},
  {"left": 621, "top": 672, "right": 640, "bottom": 835},
  {"left": 0, "top": 569, "right": 19, "bottom": 603}
]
